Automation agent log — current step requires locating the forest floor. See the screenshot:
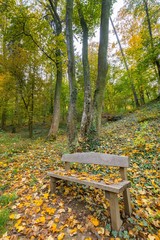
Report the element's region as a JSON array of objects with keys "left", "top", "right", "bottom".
[{"left": 0, "top": 100, "right": 160, "bottom": 240}]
